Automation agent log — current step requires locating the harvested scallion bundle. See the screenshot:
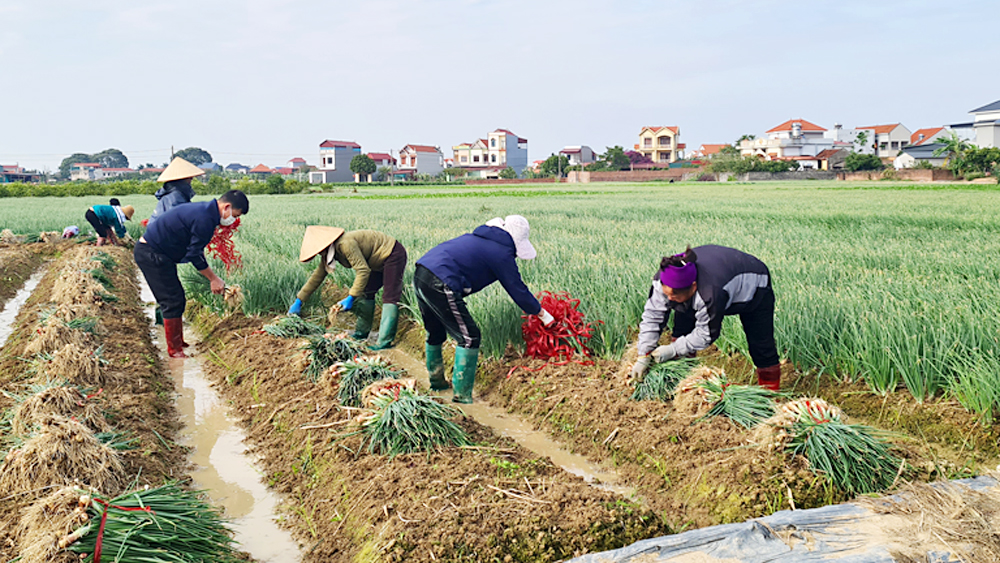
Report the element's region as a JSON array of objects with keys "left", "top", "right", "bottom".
[
  {"left": 90, "top": 252, "right": 117, "bottom": 270},
  {"left": 682, "top": 371, "right": 776, "bottom": 428},
  {"left": 361, "top": 388, "right": 470, "bottom": 456},
  {"left": 89, "top": 268, "right": 114, "bottom": 290},
  {"left": 262, "top": 316, "right": 325, "bottom": 339},
  {"left": 331, "top": 356, "right": 403, "bottom": 407},
  {"left": 302, "top": 332, "right": 366, "bottom": 382},
  {"left": 66, "top": 482, "right": 241, "bottom": 563},
  {"left": 631, "top": 357, "right": 699, "bottom": 401}
]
